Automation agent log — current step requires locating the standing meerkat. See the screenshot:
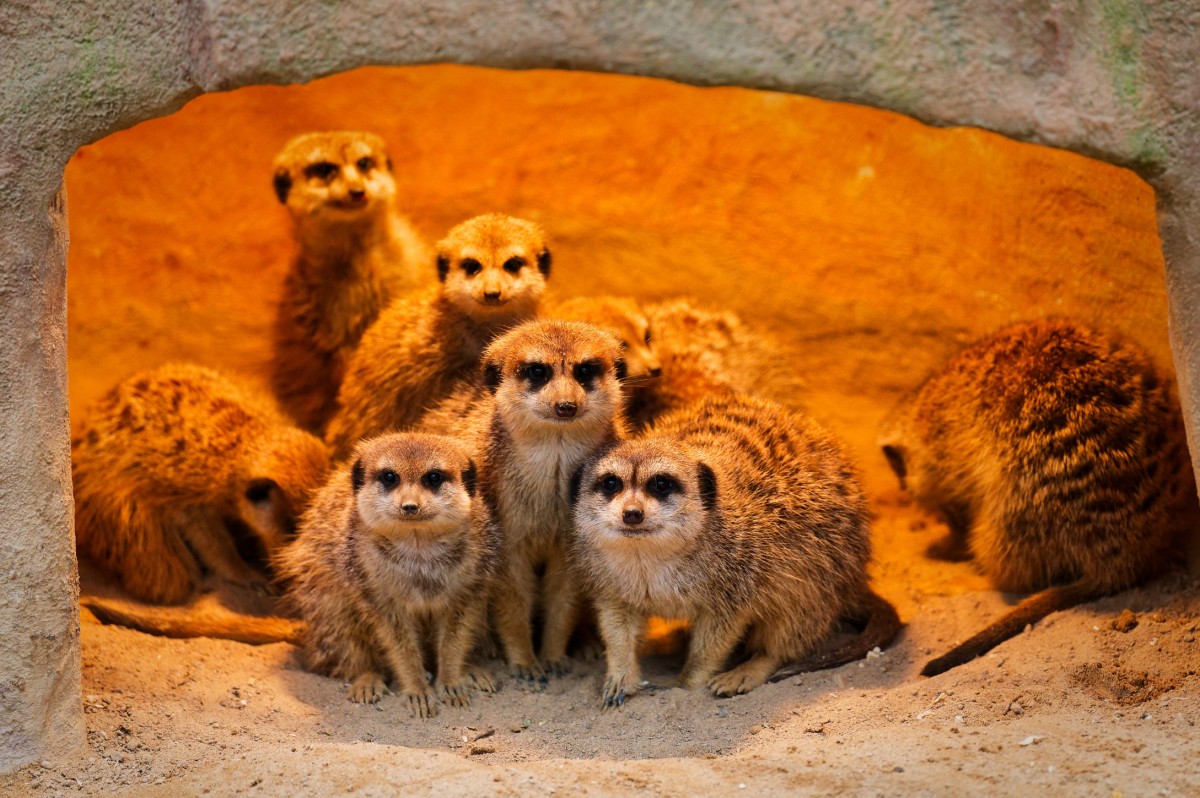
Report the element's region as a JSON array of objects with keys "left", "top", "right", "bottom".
[
  {"left": 270, "top": 130, "right": 433, "bottom": 432},
  {"left": 571, "top": 393, "right": 900, "bottom": 707},
  {"left": 879, "top": 319, "right": 1198, "bottom": 677},
  {"left": 275, "top": 433, "right": 500, "bottom": 716},
  {"left": 325, "top": 213, "right": 551, "bottom": 457},
  {"left": 465, "top": 320, "right": 628, "bottom": 684},
  {"left": 73, "top": 363, "right": 331, "bottom": 605}
]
